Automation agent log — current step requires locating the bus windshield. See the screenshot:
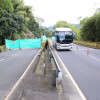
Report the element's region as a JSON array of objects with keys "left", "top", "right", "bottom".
[
  {"left": 56, "top": 31, "right": 73, "bottom": 43},
  {"left": 59, "top": 32, "right": 65, "bottom": 40},
  {"left": 57, "top": 31, "right": 72, "bottom": 40}
]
